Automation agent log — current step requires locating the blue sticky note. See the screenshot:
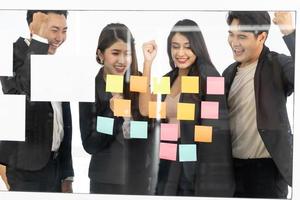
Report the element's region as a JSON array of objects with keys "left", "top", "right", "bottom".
[
  {"left": 97, "top": 116, "right": 114, "bottom": 135},
  {"left": 179, "top": 144, "right": 197, "bottom": 162},
  {"left": 130, "top": 121, "right": 148, "bottom": 139}
]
